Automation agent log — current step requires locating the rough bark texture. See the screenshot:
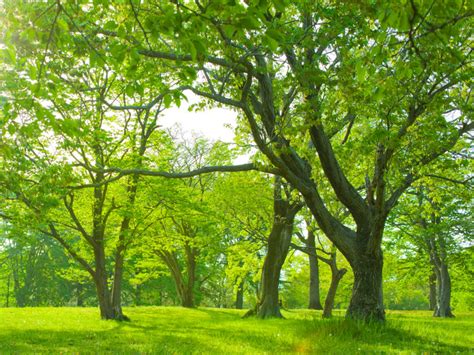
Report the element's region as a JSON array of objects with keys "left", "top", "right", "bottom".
[{"left": 346, "top": 249, "right": 385, "bottom": 321}]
